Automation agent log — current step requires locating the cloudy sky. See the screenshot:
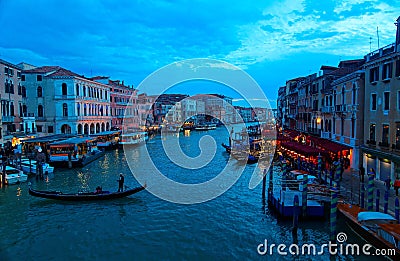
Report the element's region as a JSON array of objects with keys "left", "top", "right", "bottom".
[{"left": 0, "top": 0, "right": 399, "bottom": 107}]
